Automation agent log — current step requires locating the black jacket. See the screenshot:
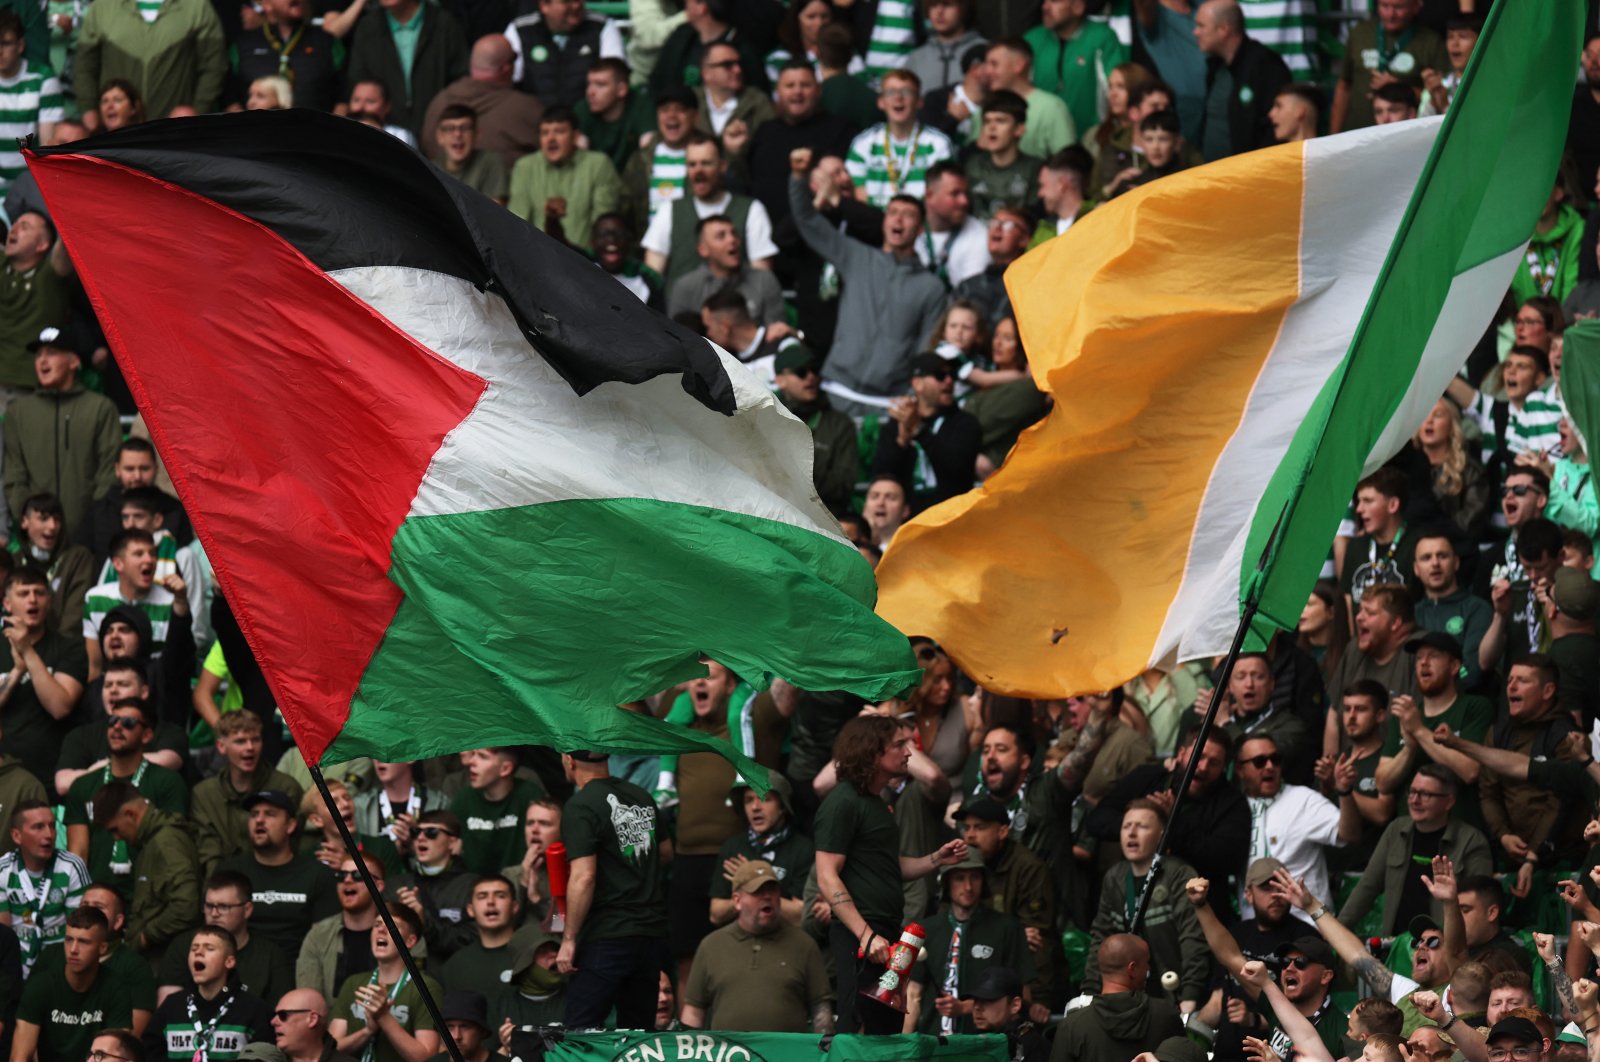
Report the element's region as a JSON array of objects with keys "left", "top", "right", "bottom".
[
  {"left": 1198, "top": 36, "right": 1291, "bottom": 159},
  {"left": 873, "top": 406, "right": 982, "bottom": 513},
  {"left": 347, "top": 5, "right": 469, "bottom": 138},
  {"left": 1087, "top": 764, "right": 1250, "bottom": 903},
  {"left": 507, "top": 9, "right": 606, "bottom": 108}
]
